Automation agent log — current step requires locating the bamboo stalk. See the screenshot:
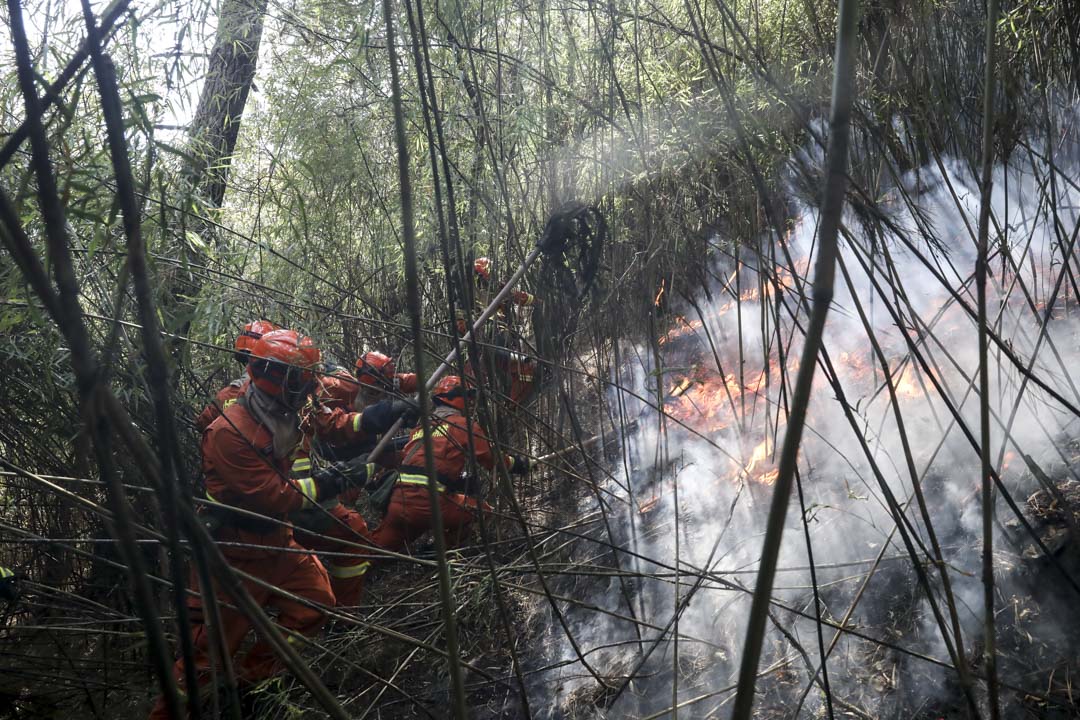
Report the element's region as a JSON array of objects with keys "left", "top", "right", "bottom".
[
  {"left": 380, "top": 1, "right": 469, "bottom": 717},
  {"left": 76, "top": 5, "right": 207, "bottom": 716},
  {"left": 975, "top": 0, "right": 1003, "bottom": 712},
  {"left": 3, "top": 3, "right": 183, "bottom": 717},
  {"left": 730, "top": 0, "right": 858, "bottom": 714},
  {"left": 403, "top": 2, "right": 532, "bottom": 714}
]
